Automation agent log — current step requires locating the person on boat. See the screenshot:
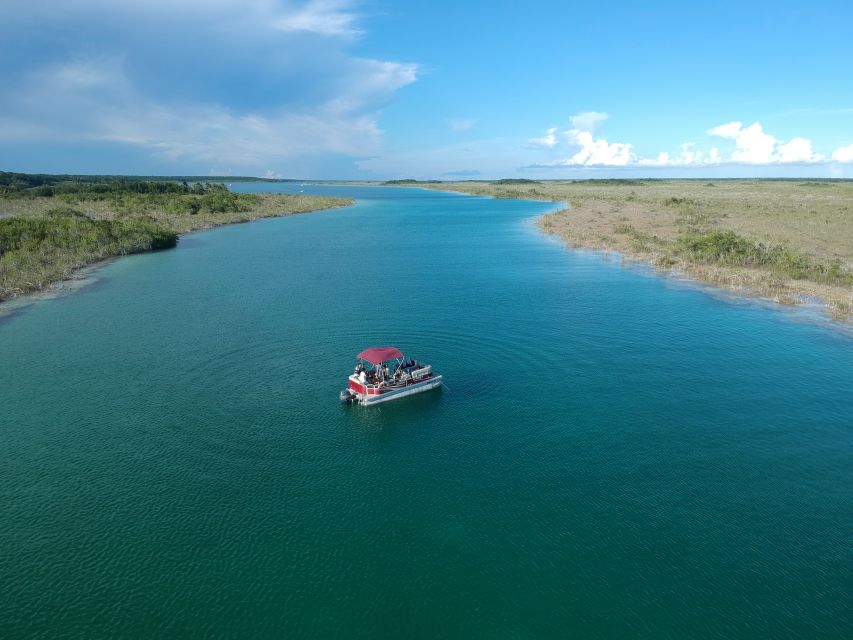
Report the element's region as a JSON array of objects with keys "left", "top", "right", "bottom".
[{"left": 358, "top": 369, "right": 367, "bottom": 384}]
